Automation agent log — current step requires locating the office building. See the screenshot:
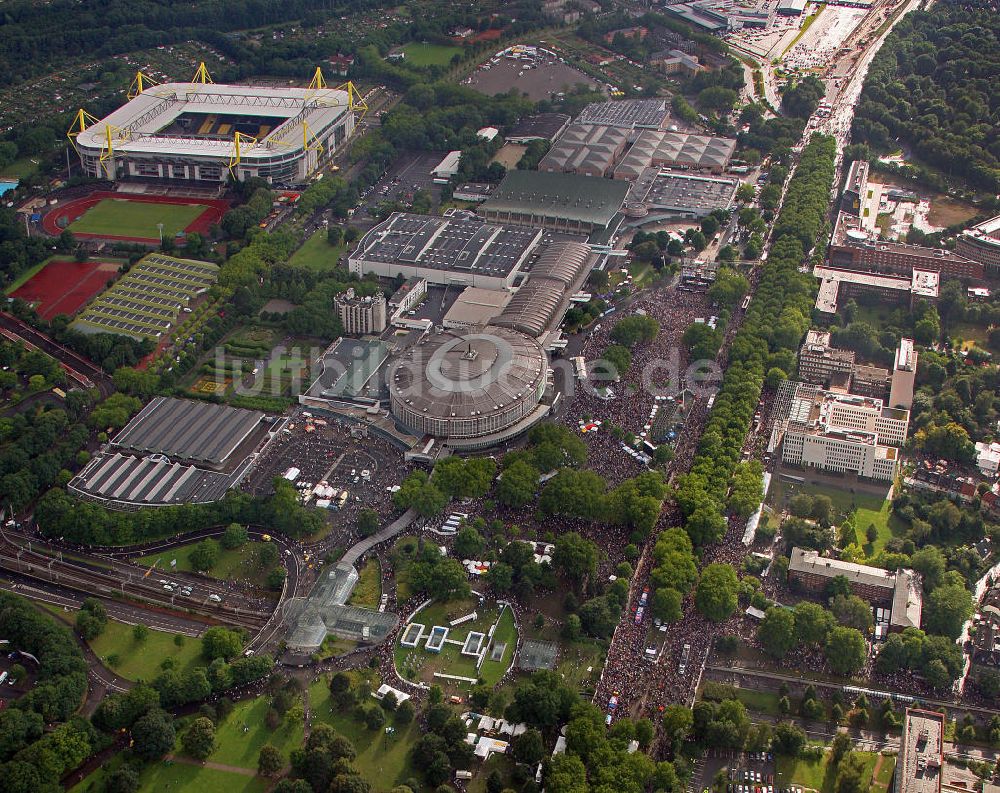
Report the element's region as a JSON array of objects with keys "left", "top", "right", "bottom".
[
  {"left": 335, "top": 289, "right": 387, "bottom": 335},
  {"left": 895, "top": 708, "right": 943, "bottom": 793},
  {"left": 889, "top": 337, "right": 917, "bottom": 410},
  {"left": 956, "top": 214, "right": 1000, "bottom": 276},
  {"left": 788, "top": 547, "right": 922, "bottom": 630},
  {"left": 779, "top": 388, "right": 909, "bottom": 482},
  {"left": 798, "top": 330, "right": 856, "bottom": 384}
]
